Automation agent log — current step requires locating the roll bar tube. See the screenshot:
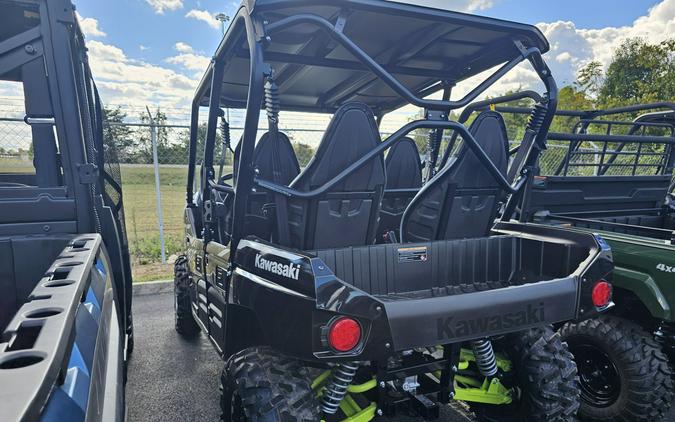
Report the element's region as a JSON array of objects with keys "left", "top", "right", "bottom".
[
  {"left": 488, "top": 102, "right": 675, "bottom": 120},
  {"left": 229, "top": 14, "right": 266, "bottom": 250},
  {"left": 265, "top": 14, "right": 540, "bottom": 111},
  {"left": 254, "top": 119, "right": 519, "bottom": 199},
  {"left": 547, "top": 132, "right": 675, "bottom": 145},
  {"left": 457, "top": 90, "right": 543, "bottom": 123}
]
